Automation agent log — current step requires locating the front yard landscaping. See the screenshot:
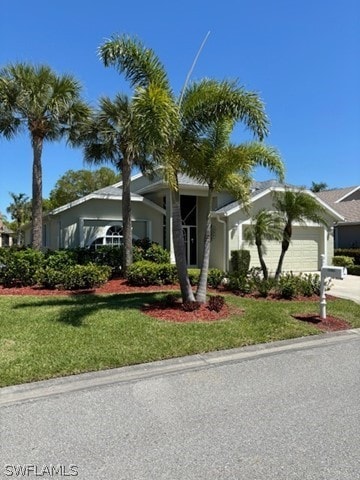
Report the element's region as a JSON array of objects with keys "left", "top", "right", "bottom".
[{"left": 1, "top": 286, "right": 359, "bottom": 387}]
